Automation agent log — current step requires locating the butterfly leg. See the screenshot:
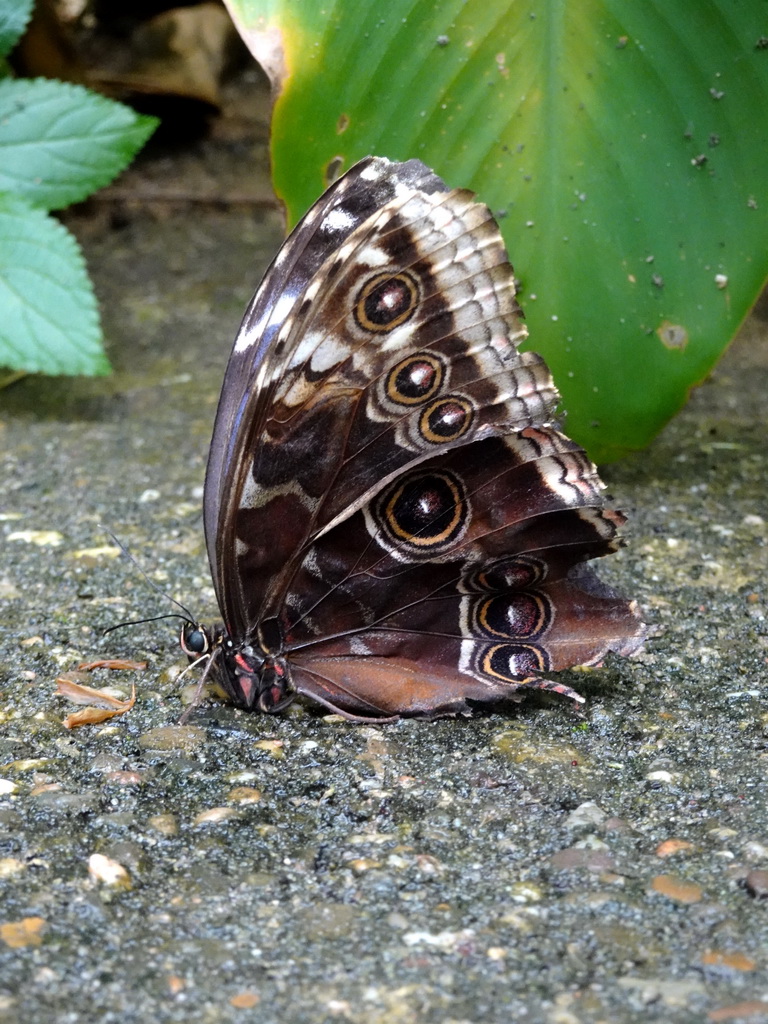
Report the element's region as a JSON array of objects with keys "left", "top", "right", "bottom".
[{"left": 517, "top": 676, "right": 586, "bottom": 705}]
